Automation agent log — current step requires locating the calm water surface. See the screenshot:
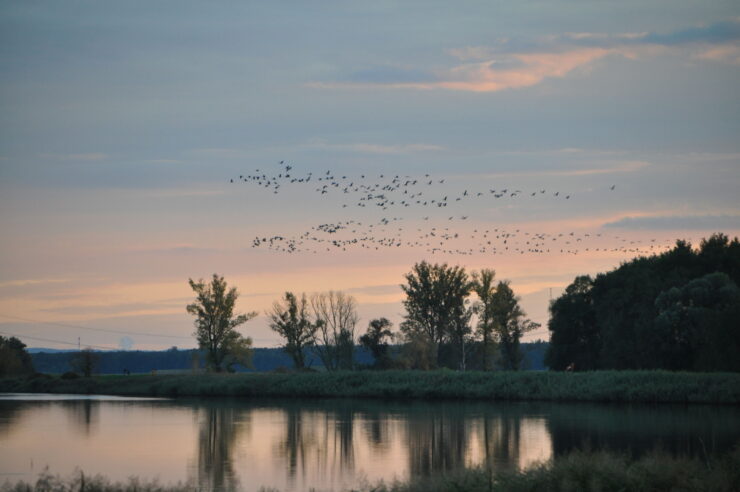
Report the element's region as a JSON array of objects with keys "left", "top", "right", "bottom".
[{"left": 1, "top": 394, "right": 739, "bottom": 491}]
